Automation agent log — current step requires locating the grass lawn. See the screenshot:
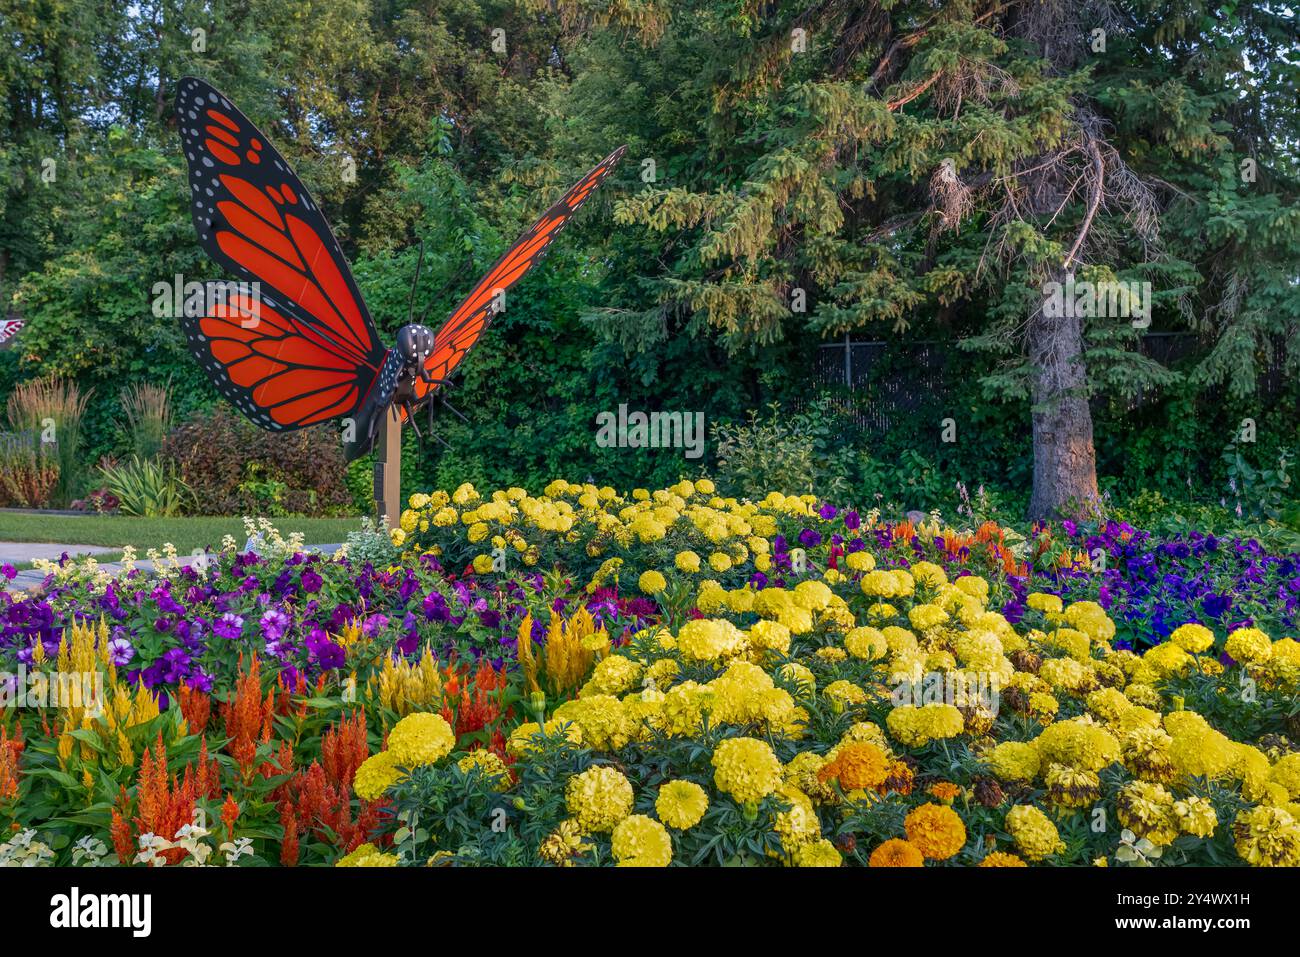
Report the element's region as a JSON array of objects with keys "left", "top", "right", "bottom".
[{"left": 0, "top": 513, "right": 365, "bottom": 556}]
